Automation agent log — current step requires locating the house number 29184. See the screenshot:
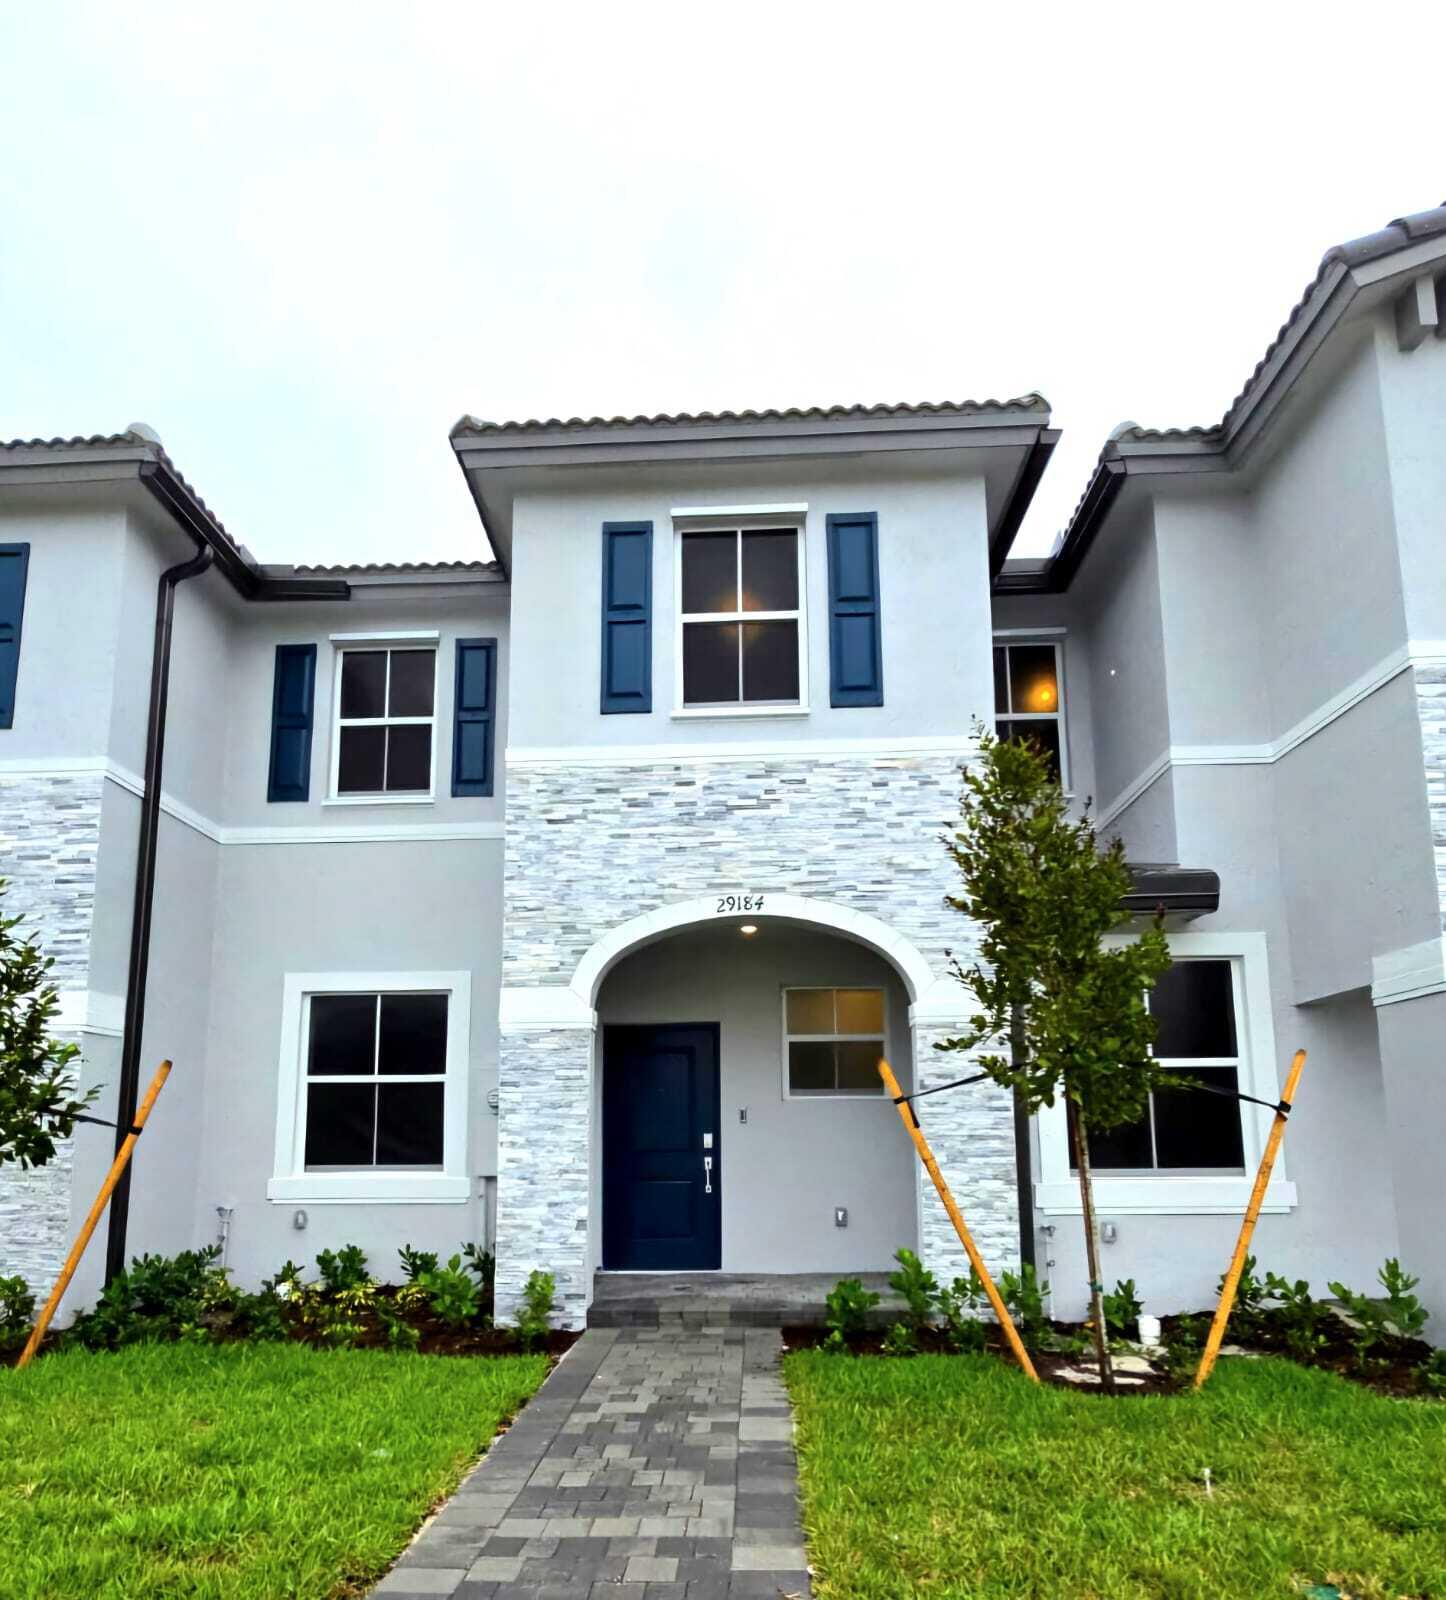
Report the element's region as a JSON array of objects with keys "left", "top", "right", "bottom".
[{"left": 716, "top": 893, "right": 765, "bottom": 914}]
